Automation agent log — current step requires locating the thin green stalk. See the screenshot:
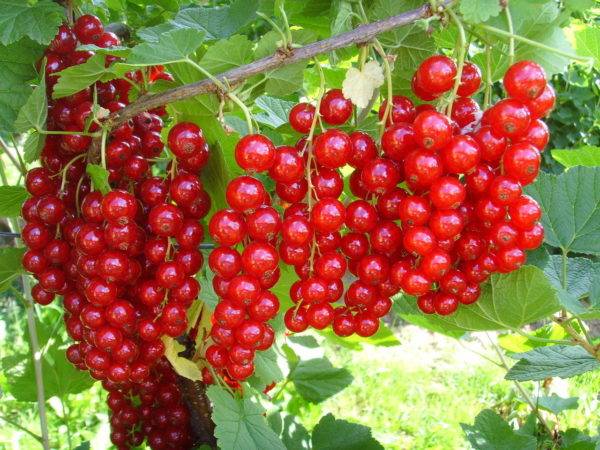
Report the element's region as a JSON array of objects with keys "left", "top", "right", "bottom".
[
  {"left": 277, "top": 1, "right": 293, "bottom": 46},
  {"left": 477, "top": 24, "right": 593, "bottom": 63},
  {"left": 445, "top": 8, "right": 466, "bottom": 116},
  {"left": 257, "top": 12, "right": 288, "bottom": 49},
  {"left": 561, "top": 247, "right": 568, "bottom": 291},
  {"left": 0, "top": 157, "right": 50, "bottom": 450},
  {"left": 59, "top": 397, "right": 73, "bottom": 450},
  {"left": 228, "top": 93, "right": 254, "bottom": 135},
  {"left": 185, "top": 59, "right": 227, "bottom": 92},
  {"left": 9, "top": 134, "right": 27, "bottom": 174},
  {"left": 504, "top": 5, "right": 515, "bottom": 65},
  {"left": 484, "top": 44, "right": 492, "bottom": 109},
  {"left": 40, "top": 129, "right": 97, "bottom": 137},
  {"left": 0, "top": 415, "right": 43, "bottom": 443},
  {"left": 373, "top": 39, "right": 393, "bottom": 135},
  {"left": 0, "top": 136, "right": 26, "bottom": 175},
  {"left": 508, "top": 327, "right": 572, "bottom": 345},
  {"left": 486, "top": 333, "right": 553, "bottom": 436},
  {"left": 100, "top": 128, "right": 108, "bottom": 170}
]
